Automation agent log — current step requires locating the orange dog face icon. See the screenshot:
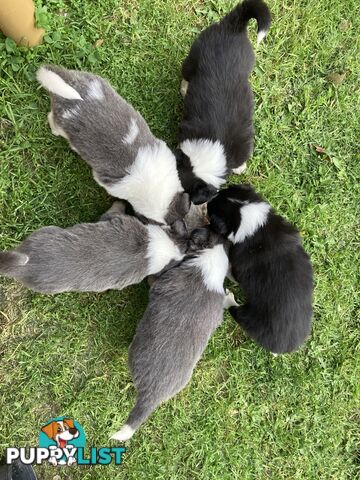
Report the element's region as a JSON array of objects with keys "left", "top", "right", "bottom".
[{"left": 41, "top": 418, "right": 79, "bottom": 449}]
